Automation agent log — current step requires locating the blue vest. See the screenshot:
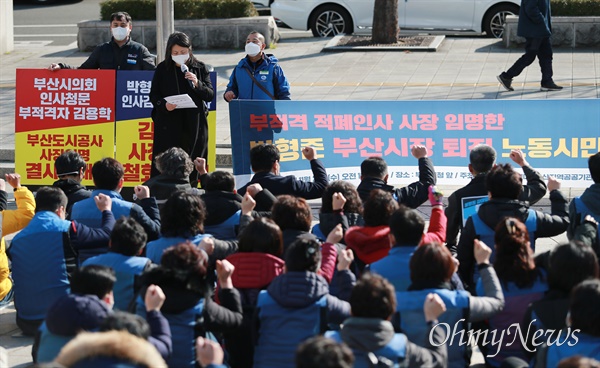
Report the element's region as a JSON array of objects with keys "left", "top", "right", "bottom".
[
  {"left": 573, "top": 197, "right": 600, "bottom": 244},
  {"left": 204, "top": 210, "right": 241, "bottom": 240},
  {"left": 83, "top": 253, "right": 149, "bottom": 311},
  {"left": 146, "top": 233, "right": 211, "bottom": 264},
  {"left": 545, "top": 333, "right": 600, "bottom": 367},
  {"left": 137, "top": 296, "right": 206, "bottom": 368},
  {"left": 36, "top": 322, "right": 73, "bottom": 363},
  {"left": 370, "top": 246, "right": 415, "bottom": 292},
  {"left": 70, "top": 189, "right": 133, "bottom": 262},
  {"left": 10, "top": 212, "right": 71, "bottom": 320},
  {"left": 254, "top": 291, "right": 327, "bottom": 368},
  {"left": 311, "top": 223, "right": 326, "bottom": 241},
  {"left": 395, "top": 288, "right": 470, "bottom": 368},
  {"left": 325, "top": 330, "right": 407, "bottom": 368},
  {"left": 471, "top": 210, "right": 537, "bottom": 287},
  {"left": 476, "top": 275, "right": 547, "bottom": 366}
]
